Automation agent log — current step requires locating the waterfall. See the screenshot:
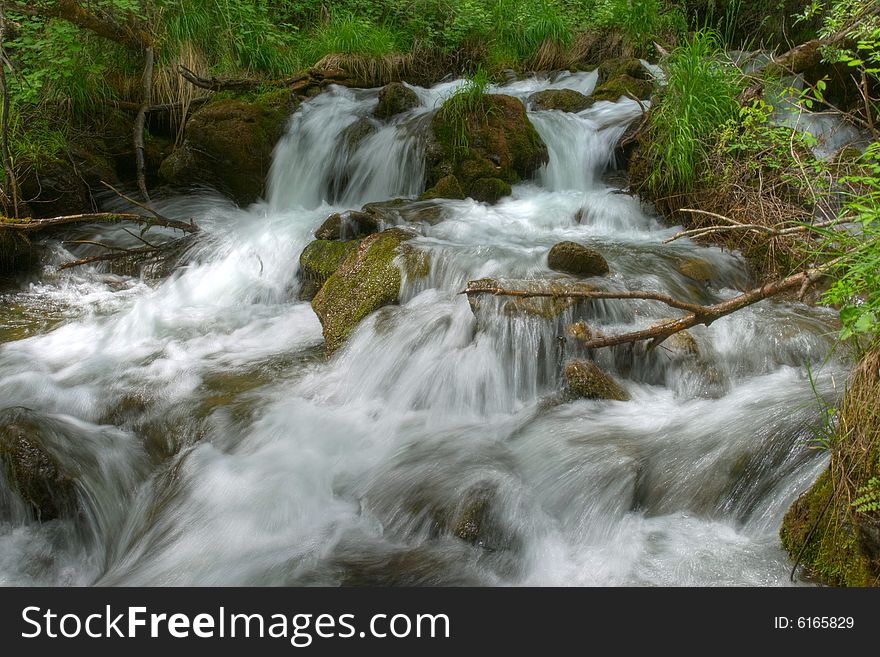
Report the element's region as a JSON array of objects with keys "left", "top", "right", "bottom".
[{"left": 0, "top": 71, "right": 842, "bottom": 586}]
